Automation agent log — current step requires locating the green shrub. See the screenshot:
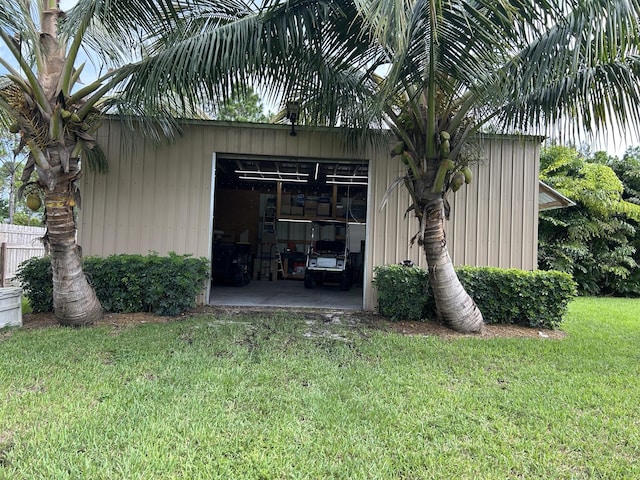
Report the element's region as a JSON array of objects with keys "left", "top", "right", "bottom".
[
  {"left": 140, "top": 252, "right": 210, "bottom": 316},
  {"left": 15, "top": 256, "right": 52, "bottom": 313},
  {"left": 455, "top": 266, "right": 577, "bottom": 329},
  {"left": 373, "top": 264, "right": 577, "bottom": 329},
  {"left": 16, "top": 253, "right": 209, "bottom": 316},
  {"left": 372, "top": 264, "right": 432, "bottom": 321},
  {"left": 83, "top": 255, "right": 148, "bottom": 313}
]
